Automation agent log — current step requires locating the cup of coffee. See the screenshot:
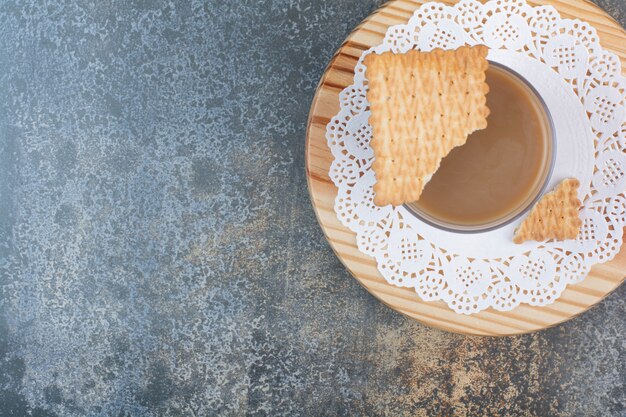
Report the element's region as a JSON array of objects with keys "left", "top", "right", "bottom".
[{"left": 405, "top": 62, "right": 555, "bottom": 233}]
